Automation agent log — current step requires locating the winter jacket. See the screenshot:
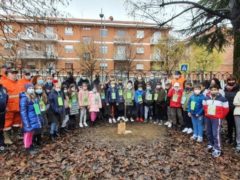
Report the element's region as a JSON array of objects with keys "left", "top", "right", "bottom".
[
  {"left": 18, "top": 78, "right": 31, "bottom": 93},
  {"left": 48, "top": 90, "right": 65, "bottom": 115},
  {"left": 88, "top": 91, "right": 102, "bottom": 112},
  {"left": 78, "top": 90, "right": 89, "bottom": 107},
  {"left": 181, "top": 91, "right": 193, "bottom": 111},
  {"left": 187, "top": 93, "right": 205, "bottom": 116},
  {"left": 144, "top": 90, "right": 154, "bottom": 106},
  {"left": 154, "top": 88, "right": 166, "bottom": 104},
  {"left": 0, "top": 85, "right": 8, "bottom": 113},
  {"left": 167, "top": 88, "right": 183, "bottom": 108},
  {"left": 124, "top": 89, "right": 134, "bottom": 106},
  {"left": 134, "top": 90, "right": 144, "bottom": 104},
  {"left": 2, "top": 78, "right": 20, "bottom": 112},
  {"left": 19, "top": 93, "right": 42, "bottom": 132},
  {"left": 203, "top": 94, "right": 229, "bottom": 119},
  {"left": 106, "top": 87, "right": 119, "bottom": 104},
  {"left": 233, "top": 91, "right": 240, "bottom": 115},
  {"left": 117, "top": 85, "right": 125, "bottom": 103},
  {"left": 224, "top": 84, "right": 240, "bottom": 110},
  {"left": 44, "top": 82, "right": 53, "bottom": 95}
]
